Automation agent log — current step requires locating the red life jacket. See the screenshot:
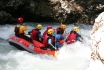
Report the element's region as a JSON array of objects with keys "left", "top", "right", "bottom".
[
  {"left": 43, "top": 34, "right": 55, "bottom": 48},
  {"left": 66, "top": 32, "right": 77, "bottom": 44},
  {"left": 43, "top": 30, "right": 47, "bottom": 38},
  {"left": 30, "top": 29, "right": 40, "bottom": 41},
  {"left": 59, "top": 40, "right": 64, "bottom": 44},
  {"left": 43, "top": 34, "right": 50, "bottom": 48},
  {"left": 56, "top": 27, "right": 64, "bottom": 34}
]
